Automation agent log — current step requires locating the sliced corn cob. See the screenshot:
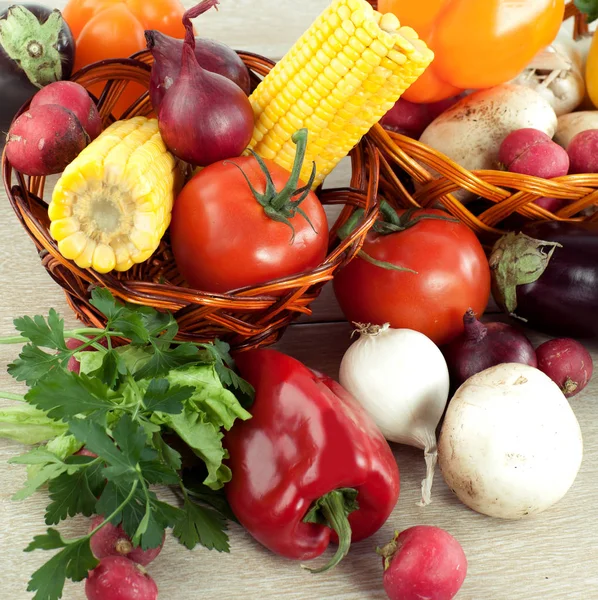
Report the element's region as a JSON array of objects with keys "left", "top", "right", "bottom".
[
  {"left": 247, "top": 0, "right": 434, "bottom": 188},
  {"left": 48, "top": 117, "right": 180, "bottom": 274}
]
